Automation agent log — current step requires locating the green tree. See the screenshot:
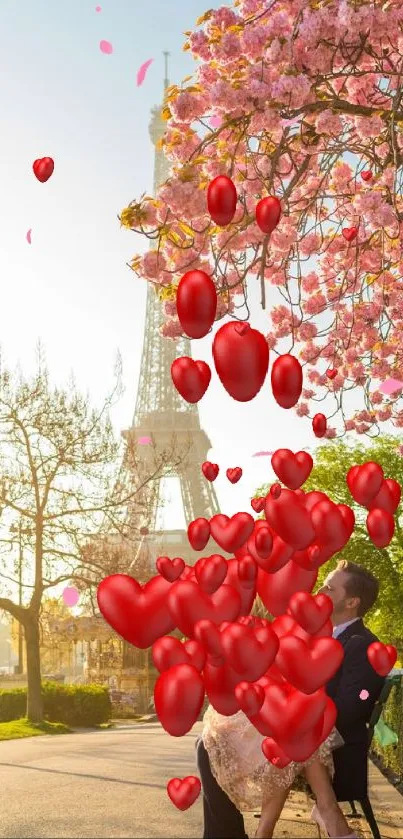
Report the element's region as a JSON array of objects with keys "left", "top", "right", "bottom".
[{"left": 255, "top": 436, "right": 403, "bottom": 649}]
